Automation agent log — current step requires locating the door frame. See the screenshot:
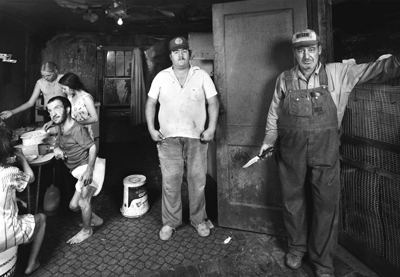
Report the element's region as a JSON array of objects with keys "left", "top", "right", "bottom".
[{"left": 213, "top": 0, "right": 309, "bottom": 234}]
